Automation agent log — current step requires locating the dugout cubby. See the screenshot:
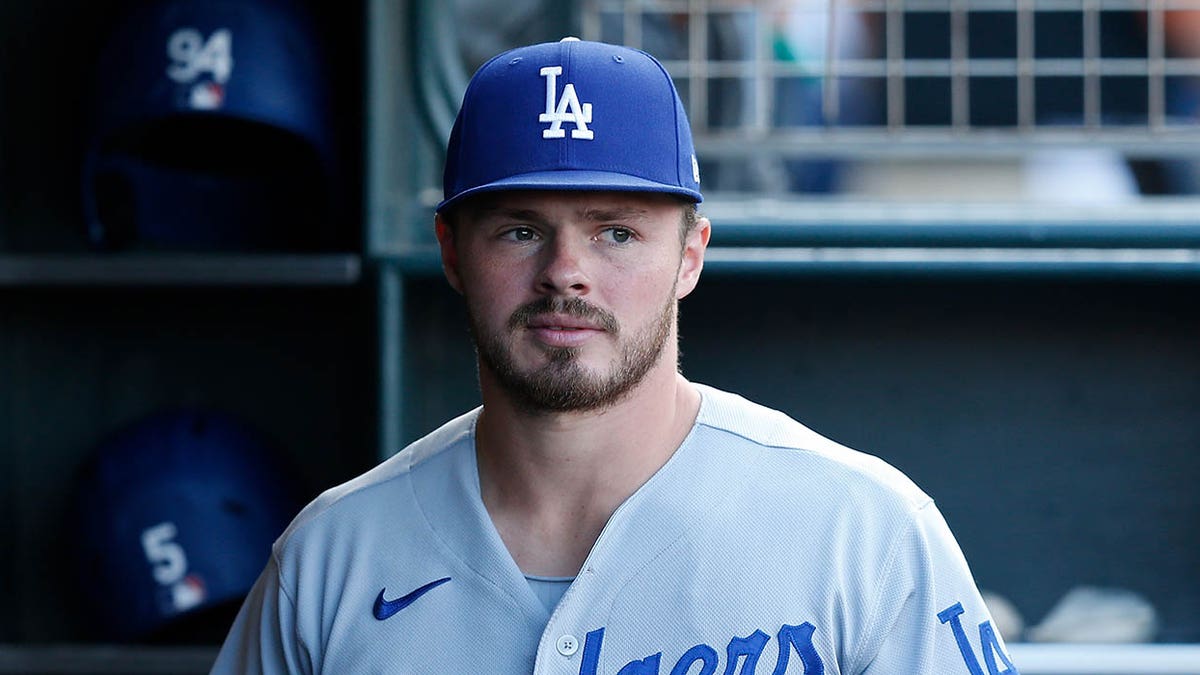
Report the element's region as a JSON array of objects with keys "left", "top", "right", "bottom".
[{"left": 0, "top": 0, "right": 372, "bottom": 671}]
